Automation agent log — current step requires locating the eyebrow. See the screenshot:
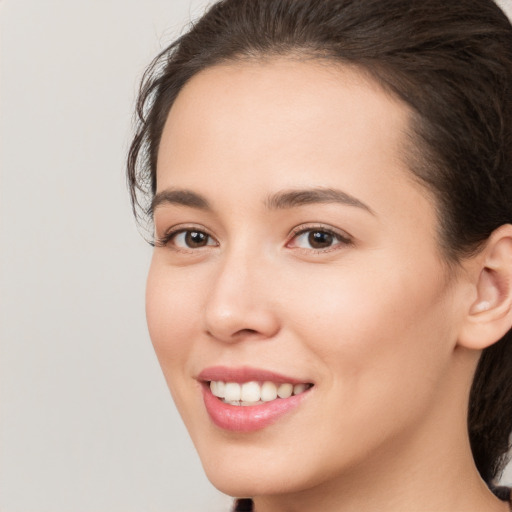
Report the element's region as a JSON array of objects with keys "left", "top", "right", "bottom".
[
  {"left": 150, "top": 187, "right": 374, "bottom": 215},
  {"left": 150, "top": 189, "right": 211, "bottom": 215},
  {"left": 265, "top": 188, "right": 374, "bottom": 214}
]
